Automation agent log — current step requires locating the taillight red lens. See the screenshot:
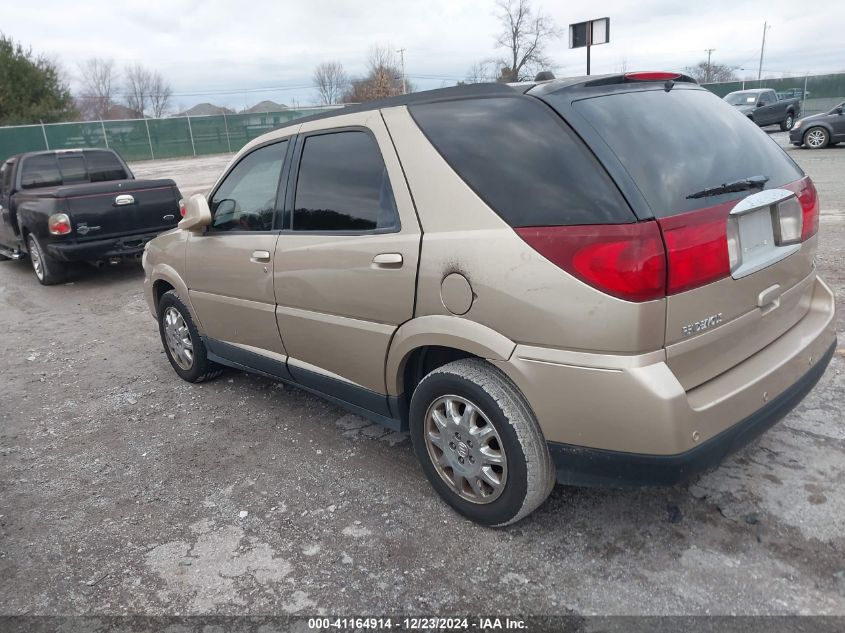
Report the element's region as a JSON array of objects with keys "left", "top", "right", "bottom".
[
  {"left": 625, "top": 71, "right": 681, "bottom": 81},
  {"left": 796, "top": 178, "right": 819, "bottom": 241},
  {"left": 657, "top": 203, "right": 733, "bottom": 295},
  {"left": 179, "top": 198, "right": 187, "bottom": 217},
  {"left": 48, "top": 213, "right": 72, "bottom": 236},
  {"left": 515, "top": 223, "right": 667, "bottom": 302}
]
